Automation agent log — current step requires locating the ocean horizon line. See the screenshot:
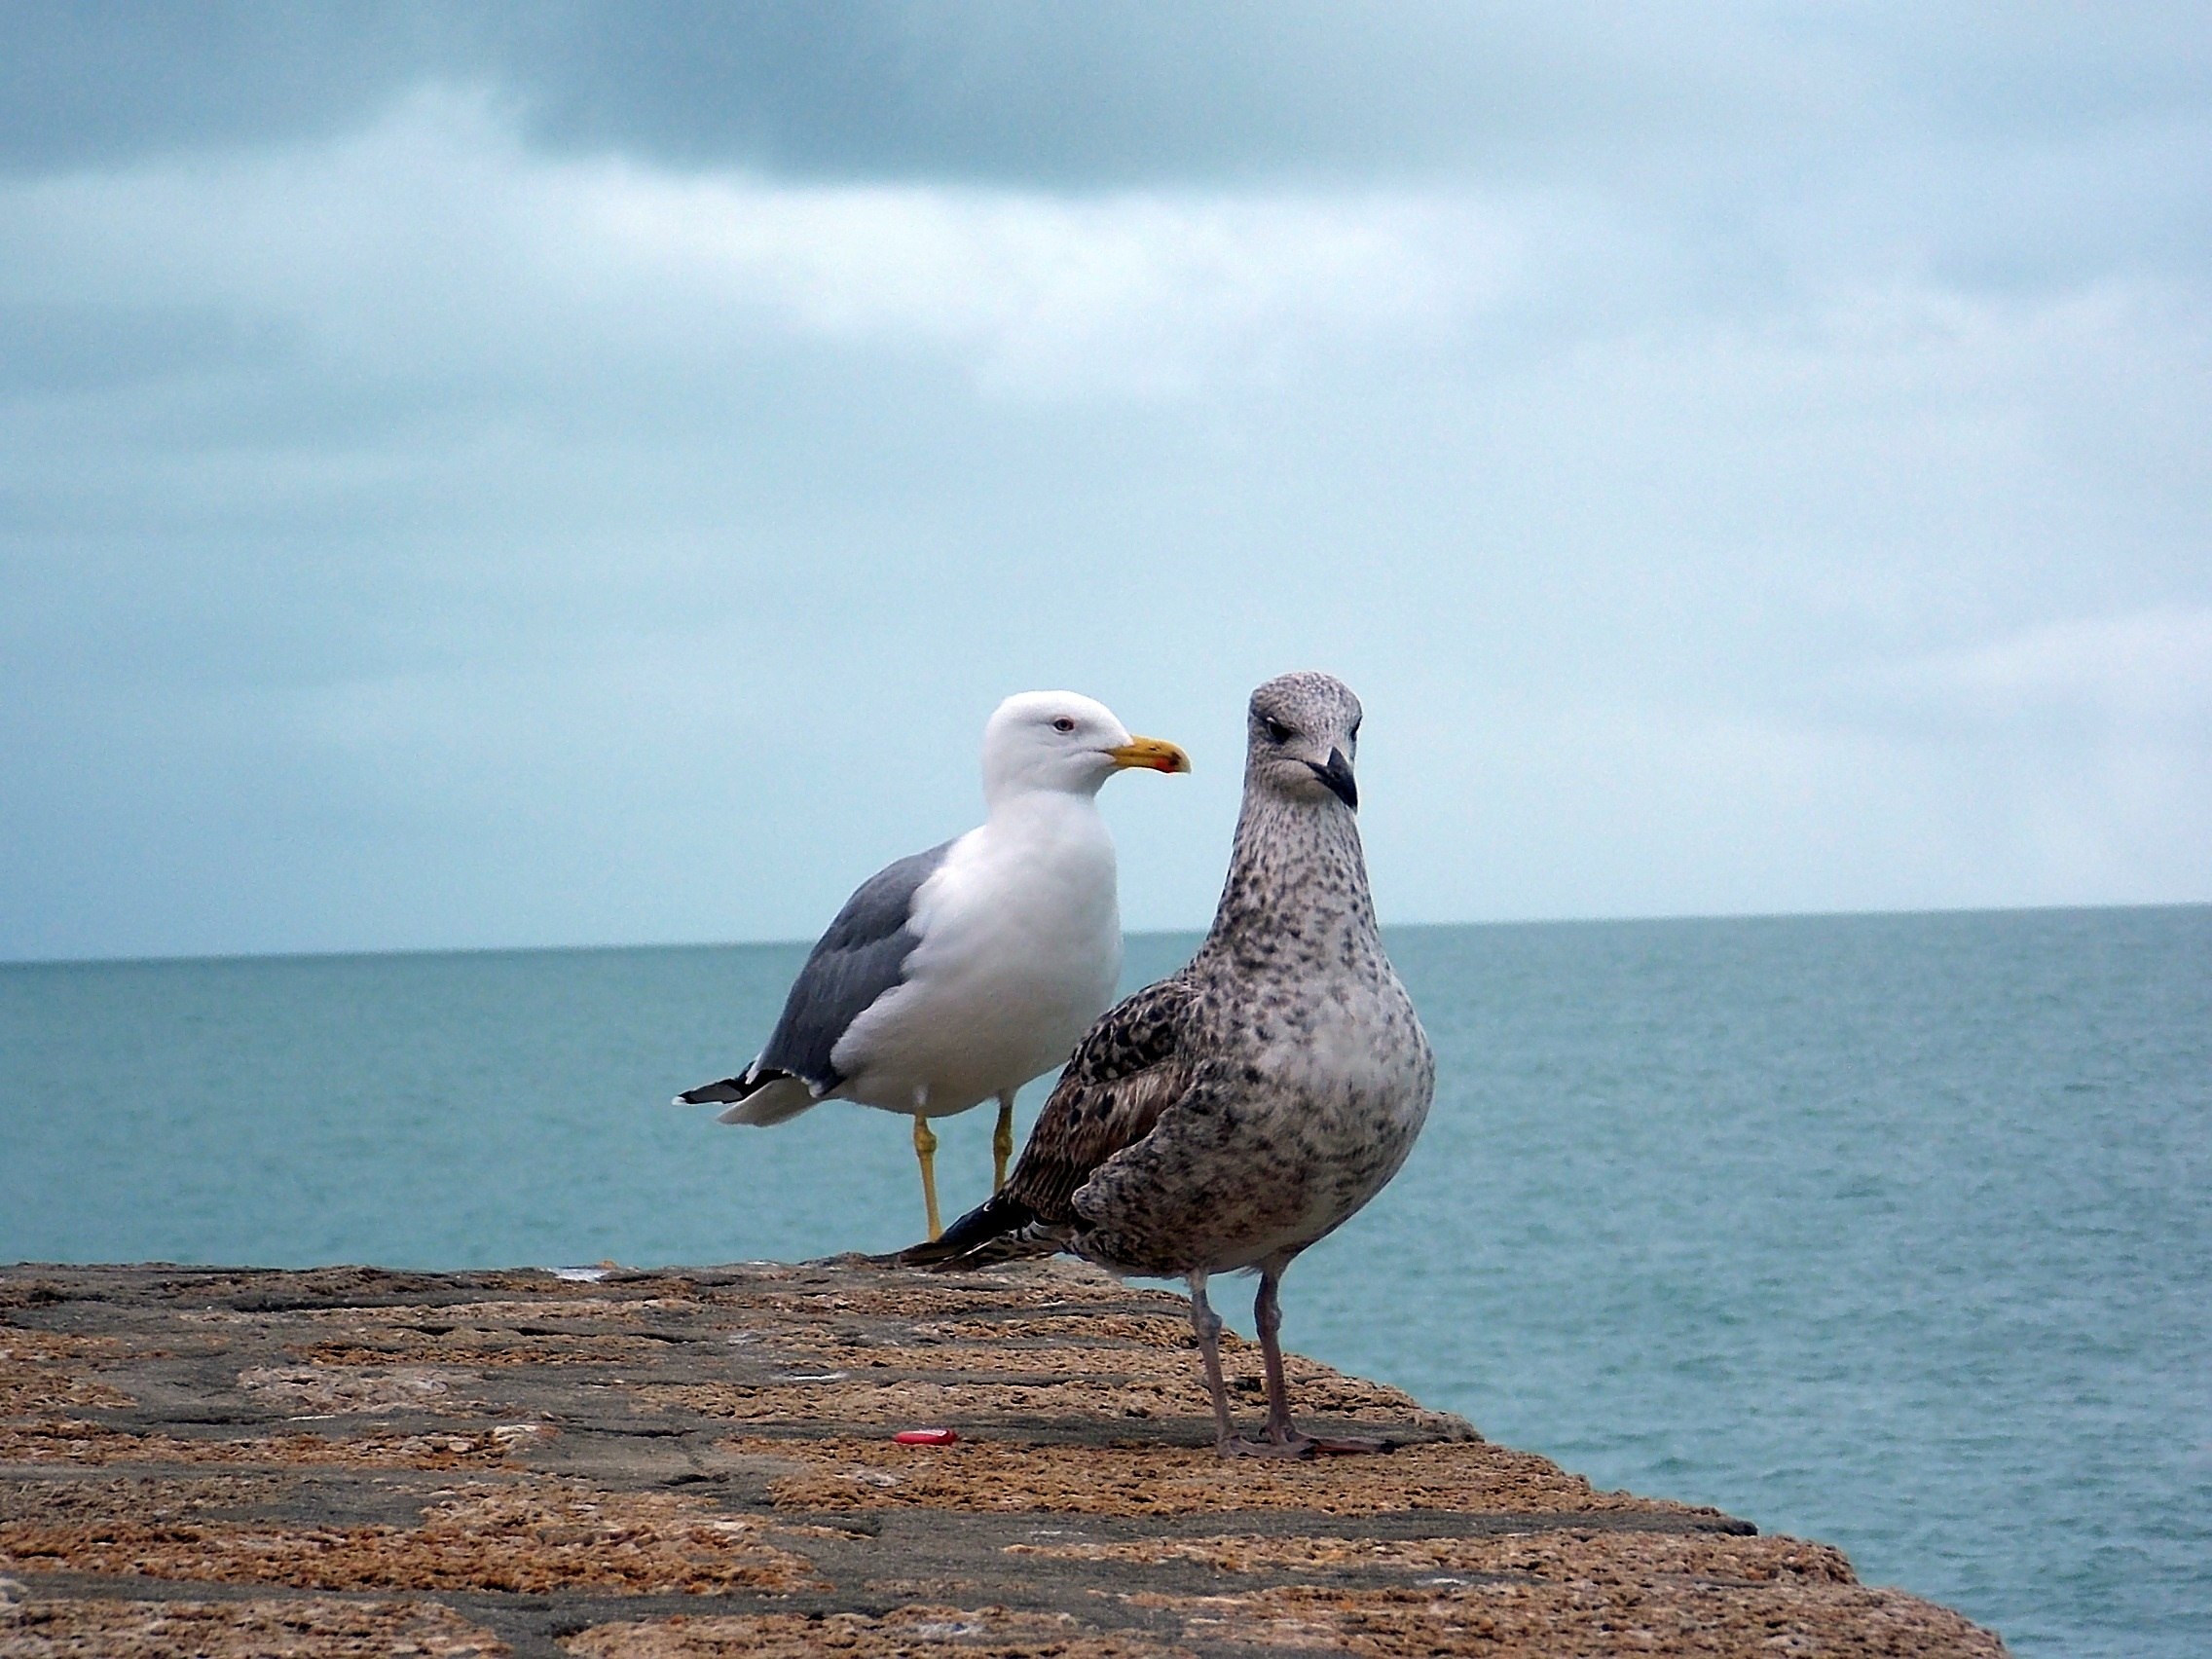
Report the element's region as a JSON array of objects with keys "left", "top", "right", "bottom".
[{"left": 6, "top": 897, "right": 2204, "bottom": 973}]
